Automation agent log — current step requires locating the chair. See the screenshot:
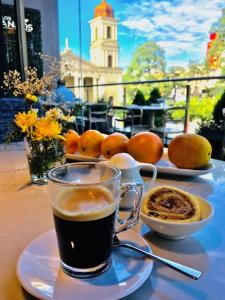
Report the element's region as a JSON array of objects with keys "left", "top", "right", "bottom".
[
  {"left": 127, "top": 107, "right": 149, "bottom": 135},
  {"left": 87, "top": 103, "right": 110, "bottom": 132},
  {"left": 150, "top": 106, "right": 185, "bottom": 145},
  {"left": 73, "top": 104, "right": 89, "bottom": 134},
  {"left": 109, "top": 107, "right": 134, "bottom": 137}
]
